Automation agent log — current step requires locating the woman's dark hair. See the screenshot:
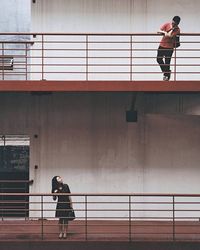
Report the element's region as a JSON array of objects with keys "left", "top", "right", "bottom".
[{"left": 51, "top": 176, "right": 59, "bottom": 193}]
